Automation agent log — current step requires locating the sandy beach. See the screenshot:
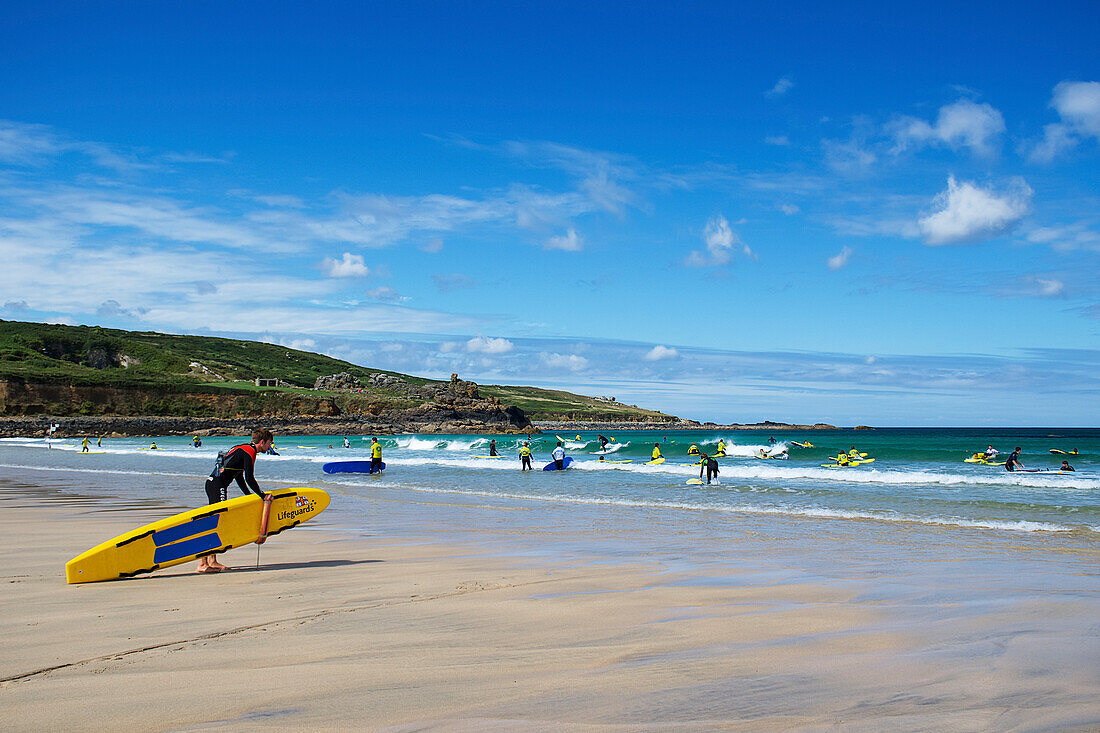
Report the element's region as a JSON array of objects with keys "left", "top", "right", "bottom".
[{"left": 2, "top": 466, "right": 1098, "bottom": 732}]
